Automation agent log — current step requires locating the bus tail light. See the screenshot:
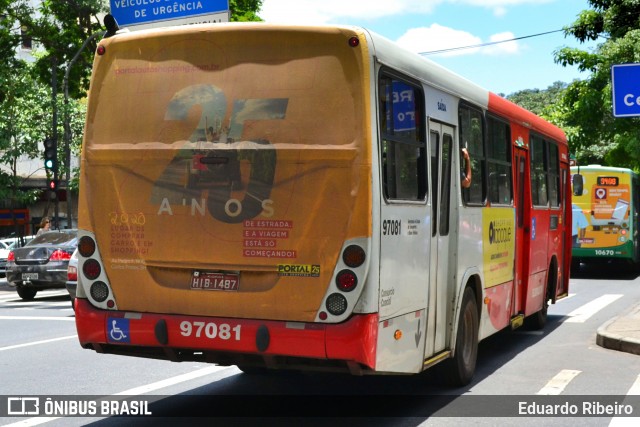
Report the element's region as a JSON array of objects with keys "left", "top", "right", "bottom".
[
  {"left": 78, "top": 236, "right": 96, "bottom": 257},
  {"left": 316, "top": 238, "right": 370, "bottom": 322},
  {"left": 90, "top": 281, "right": 109, "bottom": 302},
  {"left": 342, "top": 244, "right": 365, "bottom": 268},
  {"left": 82, "top": 259, "right": 102, "bottom": 280},
  {"left": 76, "top": 230, "right": 117, "bottom": 310},
  {"left": 336, "top": 269, "right": 357, "bottom": 292},
  {"left": 326, "top": 293, "right": 348, "bottom": 315}
]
